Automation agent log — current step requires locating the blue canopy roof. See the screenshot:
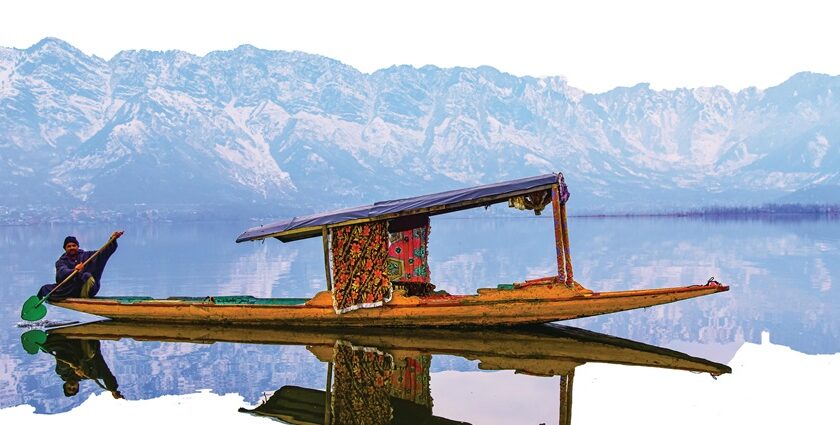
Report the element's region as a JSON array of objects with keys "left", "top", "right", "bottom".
[{"left": 236, "top": 173, "right": 566, "bottom": 243}]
